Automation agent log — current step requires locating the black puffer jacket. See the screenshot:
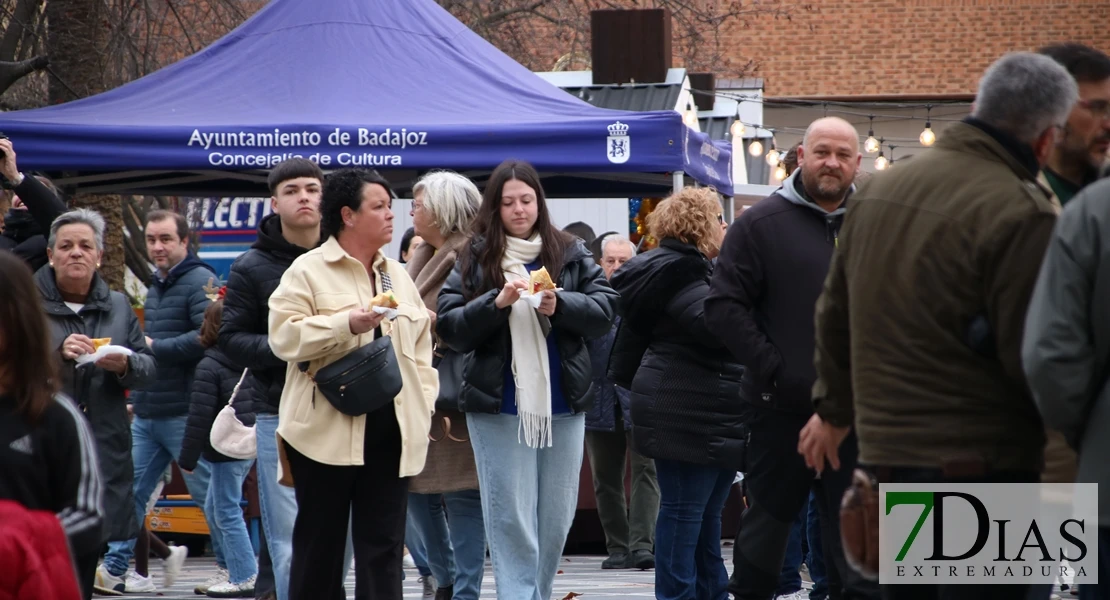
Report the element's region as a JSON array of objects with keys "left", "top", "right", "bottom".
[
  {"left": 0, "top": 175, "right": 67, "bottom": 273},
  {"left": 179, "top": 347, "right": 254, "bottom": 471},
  {"left": 35, "top": 267, "right": 156, "bottom": 542},
  {"left": 436, "top": 236, "right": 619, "bottom": 415},
  {"left": 219, "top": 214, "right": 313, "bottom": 415},
  {"left": 608, "top": 239, "right": 746, "bottom": 469}
]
